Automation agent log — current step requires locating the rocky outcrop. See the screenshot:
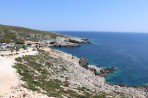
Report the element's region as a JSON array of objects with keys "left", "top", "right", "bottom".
[
  {"left": 79, "top": 58, "right": 89, "bottom": 67},
  {"left": 86, "top": 65, "right": 116, "bottom": 77},
  {"left": 42, "top": 36, "right": 90, "bottom": 47},
  {"left": 99, "top": 67, "right": 116, "bottom": 76},
  {"left": 68, "top": 37, "right": 90, "bottom": 43},
  {"left": 79, "top": 58, "right": 116, "bottom": 77},
  {"left": 53, "top": 42, "right": 80, "bottom": 47},
  {"left": 87, "top": 65, "right": 102, "bottom": 75}
]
